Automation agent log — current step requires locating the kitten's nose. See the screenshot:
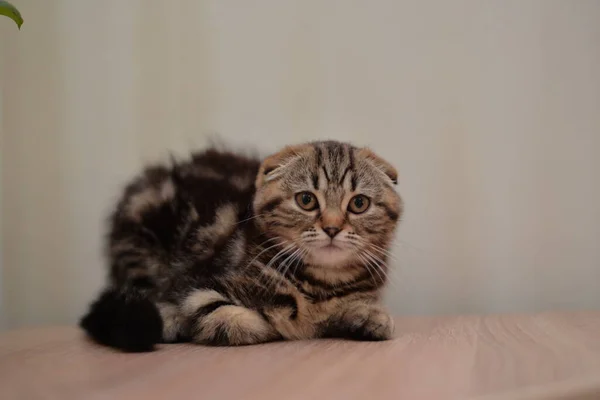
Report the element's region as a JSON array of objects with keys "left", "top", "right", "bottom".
[{"left": 323, "top": 227, "right": 341, "bottom": 238}]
